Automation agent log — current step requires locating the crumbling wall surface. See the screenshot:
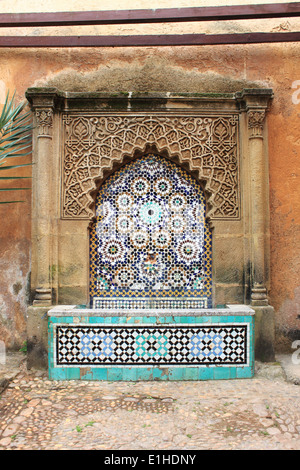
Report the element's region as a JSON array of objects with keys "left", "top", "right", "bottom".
[
  {"left": 0, "top": 201, "right": 31, "bottom": 350},
  {"left": 0, "top": 3, "right": 299, "bottom": 351}
]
